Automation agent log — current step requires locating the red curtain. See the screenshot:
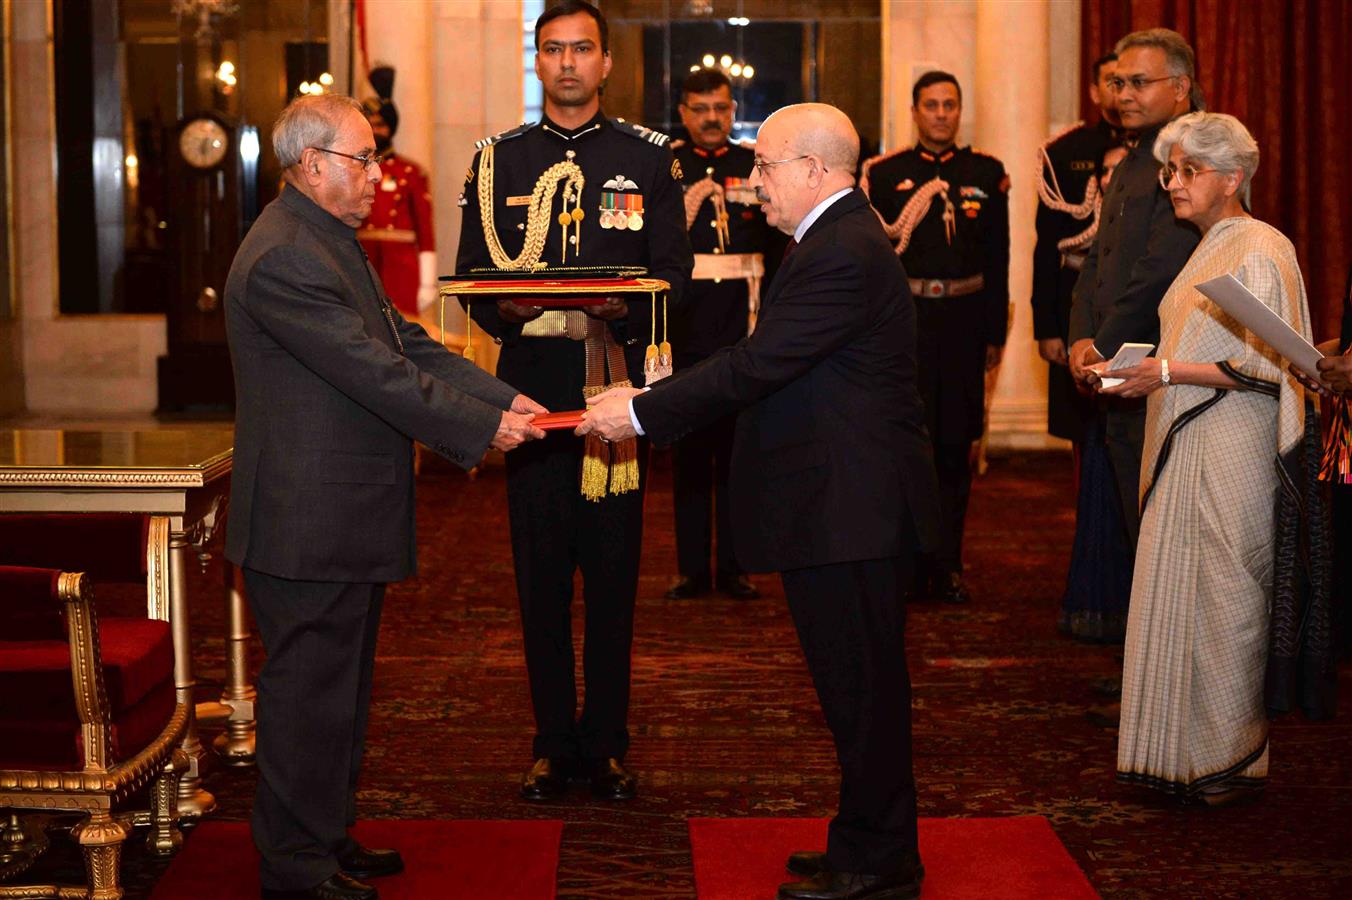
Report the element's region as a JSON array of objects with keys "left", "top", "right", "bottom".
[{"left": 1082, "top": 0, "right": 1352, "bottom": 341}]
